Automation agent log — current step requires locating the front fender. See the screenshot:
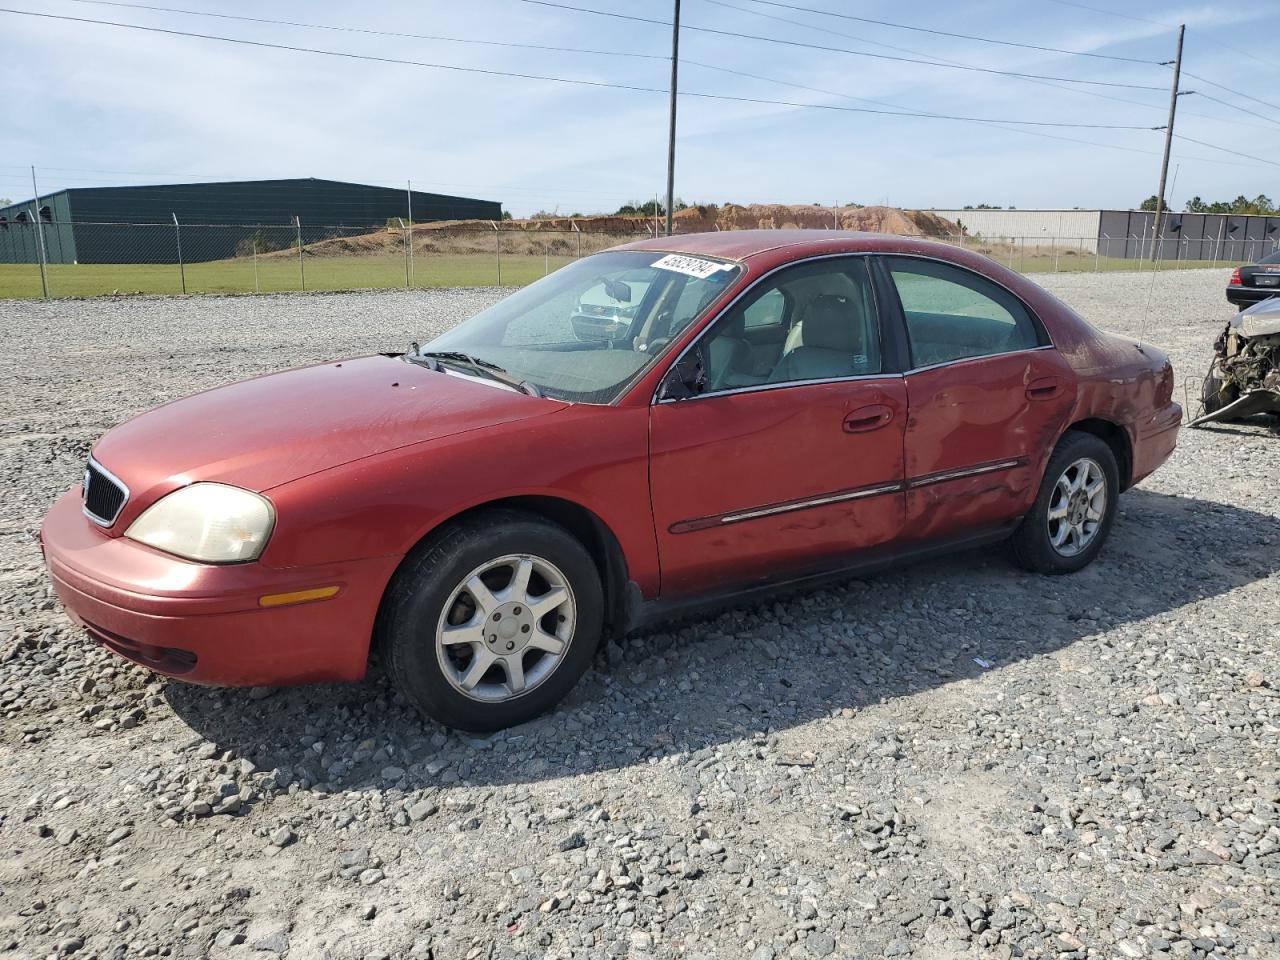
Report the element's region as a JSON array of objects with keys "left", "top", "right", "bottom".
[{"left": 257, "top": 405, "right": 660, "bottom": 596}]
